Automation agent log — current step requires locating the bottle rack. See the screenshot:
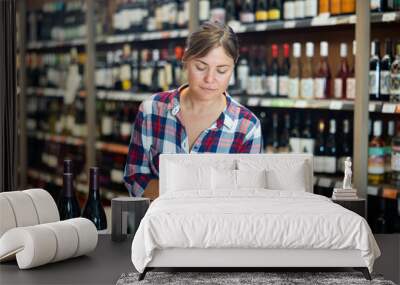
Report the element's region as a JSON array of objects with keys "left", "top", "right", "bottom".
[{"left": 20, "top": 1, "right": 400, "bottom": 232}]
